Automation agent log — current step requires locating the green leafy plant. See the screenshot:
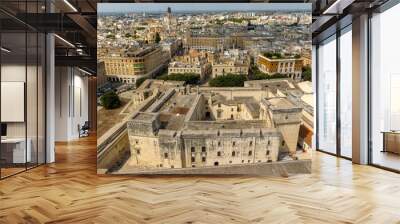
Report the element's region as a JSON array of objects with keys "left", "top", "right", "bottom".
[
  {"left": 155, "top": 32, "right": 161, "bottom": 43},
  {"left": 209, "top": 74, "right": 247, "bottom": 87},
  {"left": 100, "top": 91, "right": 121, "bottom": 109},
  {"left": 302, "top": 66, "right": 312, "bottom": 81},
  {"left": 157, "top": 73, "right": 200, "bottom": 84},
  {"left": 136, "top": 77, "right": 148, "bottom": 88}
]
